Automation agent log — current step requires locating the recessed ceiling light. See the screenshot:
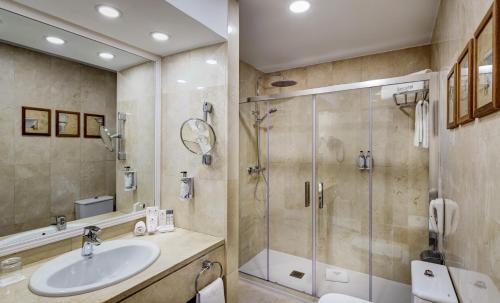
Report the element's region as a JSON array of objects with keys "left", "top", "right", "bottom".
[
  {"left": 151, "top": 32, "right": 169, "bottom": 42},
  {"left": 289, "top": 1, "right": 310, "bottom": 13},
  {"left": 45, "top": 36, "right": 65, "bottom": 45},
  {"left": 177, "top": 79, "right": 187, "bottom": 84},
  {"left": 206, "top": 59, "right": 217, "bottom": 65},
  {"left": 99, "top": 52, "right": 114, "bottom": 60},
  {"left": 196, "top": 86, "right": 205, "bottom": 90},
  {"left": 96, "top": 5, "right": 121, "bottom": 18}
]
